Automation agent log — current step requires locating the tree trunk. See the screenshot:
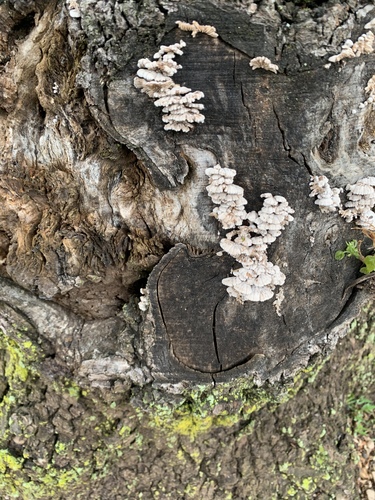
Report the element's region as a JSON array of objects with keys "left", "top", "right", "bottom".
[{"left": 0, "top": 0, "right": 374, "bottom": 498}]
